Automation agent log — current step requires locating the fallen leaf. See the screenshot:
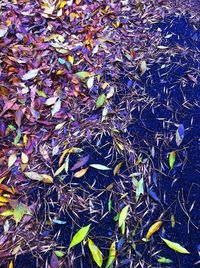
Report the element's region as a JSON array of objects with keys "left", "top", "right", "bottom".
[
  {"left": 74, "top": 167, "right": 89, "bottom": 178},
  {"left": 105, "top": 241, "right": 116, "bottom": 268},
  {"left": 69, "top": 224, "right": 91, "bottom": 249},
  {"left": 87, "top": 76, "right": 94, "bottom": 89},
  {"left": 118, "top": 205, "right": 129, "bottom": 228},
  {"left": 139, "top": 60, "right": 147, "bottom": 76},
  {"left": 90, "top": 164, "right": 111, "bottom": 170},
  {"left": 54, "top": 251, "right": 65, "bottom": 257},
  {"left": 161, "top": 238, "right": 190, "bottom": 254},
  {"left": 8, "top": 154, "right": 17, "bottom": 168},
  {"left": 13, "top": 203, "right": 31, "bottom": 224},
  {"left": 52, "top": 99, "right": 61, "bottom": 116},
  {"left": 71, "top": 155, "right": 90, "bottom": 171},
  {"left": 0, "top": 27, "right": 8, "bottom": 38},
  {"left": 75, "top": 71, "right": 91, "bottom": 80},
  {"left": 21, "top": 152, "right": 29, "bottom": 164},
  {"left": 176, "top": 124, "right": 184, "bottom": 146},
  {"left": 157, "top": 257, "right": 173, "bottom": 264},
  {"left": 22, "top": 69, "right": 39, "bottom": 81},
  {"left": 88, "top": 239, "right": 103, "bottom": 267},
  {"left": 42, "top": 174, "right": 54, "bottom": 184},
  {"left": 145, "top": 221, "right": 162, "bottom": 240},
  {"left": 96, "top": 94, "right": 106, "bottom": 109},
  {"left": 113, "top": 162, "right": 123, "bottom": 175},
  {"left": 169, "top": 151, "right": 176, "bottom": 169},
  {"left": 24, "top": 171, "right": 43, "bottom": 181}
]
